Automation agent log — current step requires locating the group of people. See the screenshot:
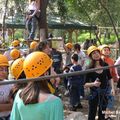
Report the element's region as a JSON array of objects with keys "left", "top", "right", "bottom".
[
  {"left": 0, "top": 39, "right": 64, "bottom": 120},
  {"left": 0, "top": 38, "right": 120, "bottom": 120}
]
